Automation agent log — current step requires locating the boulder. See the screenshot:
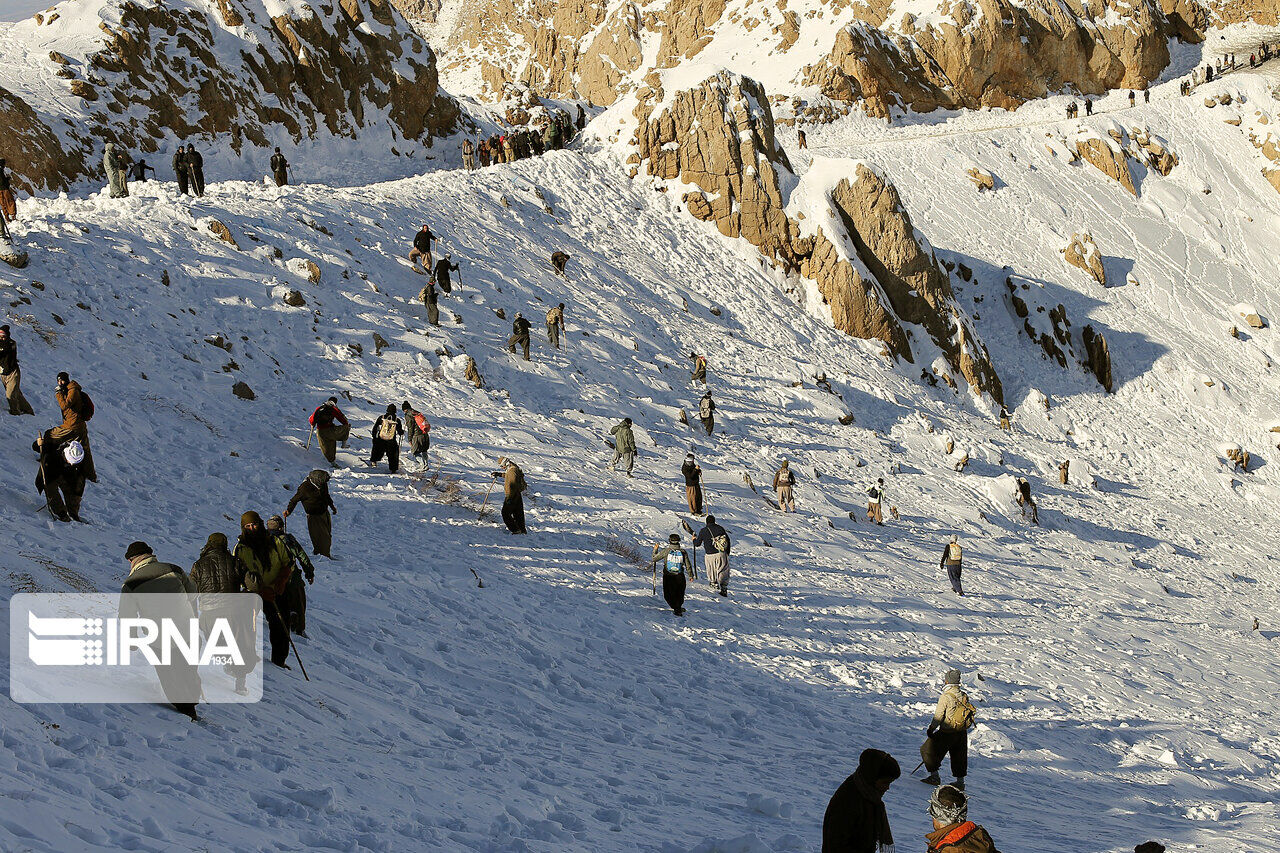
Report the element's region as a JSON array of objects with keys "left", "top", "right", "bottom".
[
  {"left": 966, "top": 167, "right": 995, "bottom": 191},
  {"left": 1081, "top": 325, "right": 1114, "bottom": 392},
  {"left": 1076, "top": 136, "right": 1136, "bottom": 195},
  {"left": 1063, "top": 233, "right": 1106, "bottom": 286},
  {"left": 287, "top": 258, "right": 322, "bottom": 283},
  {"left": 283, "top": 289, "right": 306, "bottom": 306},
  {"left": 1, "top": 244, "right": 29, "bottom": 269},
  {"left": 231, "top": 381, "right": 255, "bottom": 400},
  {"left": 1236, "top": 304, "right": 1266, "bottom": 328},
  {"left": 683, "top": 191, "right": 713, "bottom": 220},
  {"left": 205, "top": 218, "right": 239, "bottom": 248}
]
